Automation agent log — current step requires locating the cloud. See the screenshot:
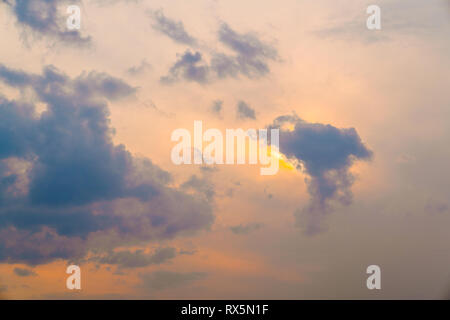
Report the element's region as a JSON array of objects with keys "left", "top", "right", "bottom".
[
  {"left": 3, "top": 0, "right": 91, "bottom": 45},
  {"left": 0, "top": 98, "right": 35, "bottom": 159},
  {"left": 73, "top": 71, "right": 137, "bottom": 101},
  {"left": 236, "top": 101, "right": 256, "bottom": 120},
  {"left": 181, "top": 174, "right": 215, "bottom": 202},
  {"left": 160, "top": 50, "right": 210, "bottom": 84},
  {"left": 230, "top": 223, "right": 263, "bottom": 235},
  {"left": 212, "top": 23, "right": 278, "bottom": 79},
  {"left": 90, "top": 247, "right": 176, "bottom": 269},
  {"left": 126, "top": 60, "right": 152, "bottom": 76},
  {"left": 13, "top": 267, "right": 37, "bottom": 277},
  {"left": 138, "top": 270, "right": 206, "bottom": 292},
  {"left": 0, "top": 64, "right": 214, "bottom": 265},
  {"left": 210, "top": 100, "right": 223, "bottom": 118},
  {"left": 0, "top": 227, "right": 87, "bottom": 265},
  {"left": 149, "top": 9, "right": 196, "bottom": 45},
  {"left": 270, "top": 114, "right": 372, "bottom": 235},
  {"left": 141, "top": 100, "right": 175, "bottom": 118},
  {"left": 162, "top": 23, "right": 278, "bottom": 84},
  {"left": 179, "top": 249, "right": 196, "bottom": 255}
]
